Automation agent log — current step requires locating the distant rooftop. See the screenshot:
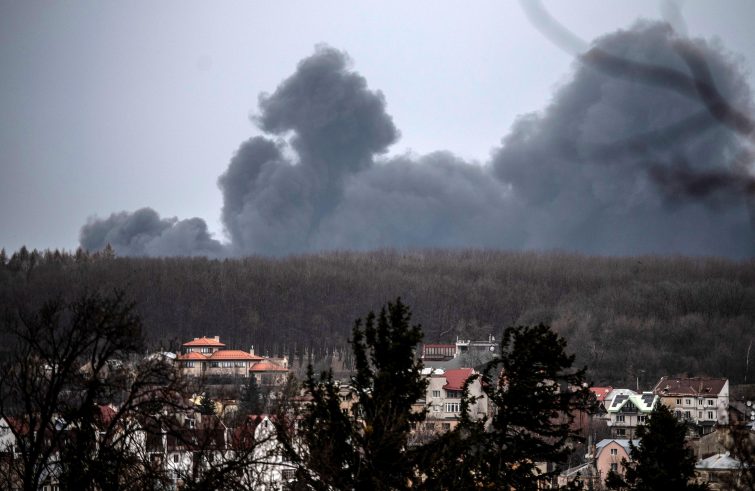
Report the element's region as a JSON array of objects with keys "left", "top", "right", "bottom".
[{"left": 183, "top": 336, "right": 226, "bottom": 347}]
